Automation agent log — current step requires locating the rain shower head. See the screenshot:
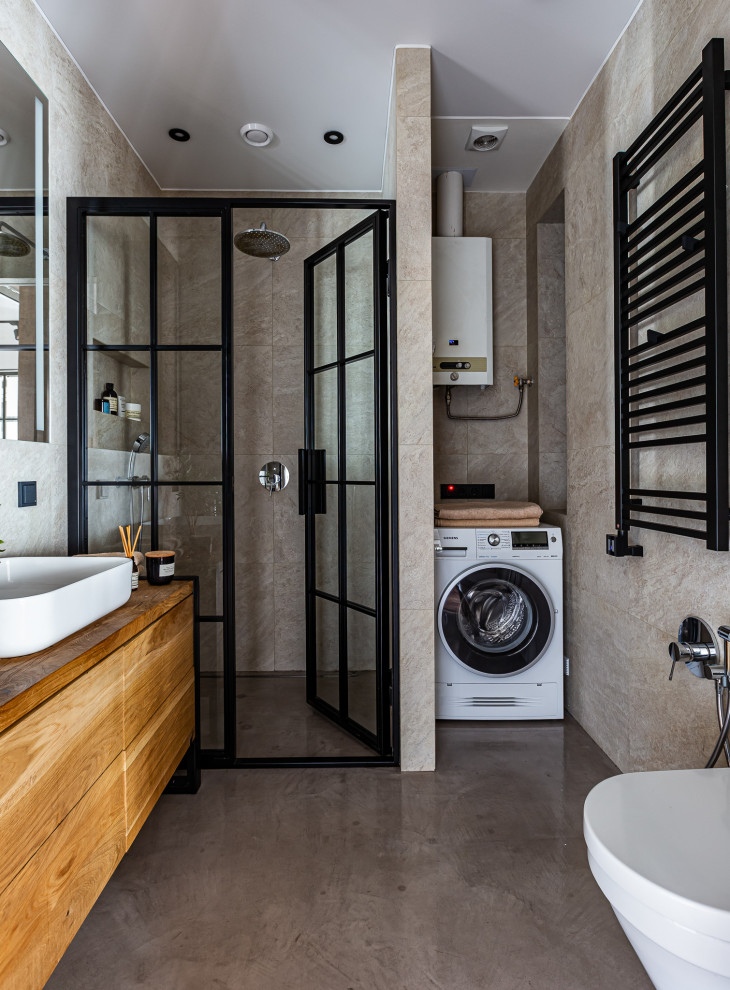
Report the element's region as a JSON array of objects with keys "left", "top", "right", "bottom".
[
  {"left": 0, "top": 222, "right": 32, "bottom": 258},
  {"left": 233, "top": 222, "right": 290, "bottom": 261}
]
